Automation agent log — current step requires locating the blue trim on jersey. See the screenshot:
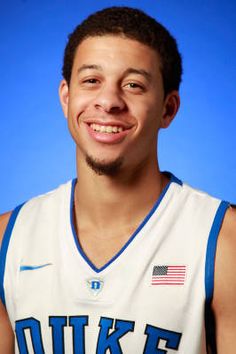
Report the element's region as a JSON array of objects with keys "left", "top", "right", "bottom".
[
  {"left": 70, "top": 173, "right": 182, "bottom": 273},
  {"left": 0, "top": 203, "right": 25, "bottom": 306},
  {"left": 204, "top": 200, "right": 229, "bottom": 353},
  {"left": 205, "top": 200, "right": 229, "bottom": 303},
  {"left": 163, "top": 171, "right": 182, "bottom": 186}
]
